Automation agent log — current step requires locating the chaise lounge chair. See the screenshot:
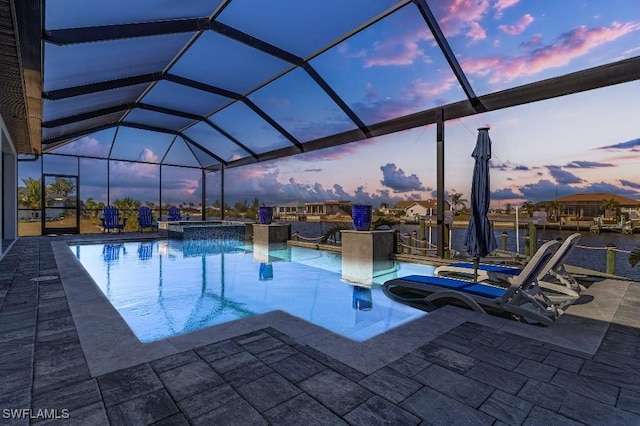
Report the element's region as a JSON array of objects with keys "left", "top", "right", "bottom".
[
  {"left": 433, "top": 233, "right": 583, "bottom": 307},
  {"left": 383, "top": 239, "right": 563, "bottom": 326}
]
